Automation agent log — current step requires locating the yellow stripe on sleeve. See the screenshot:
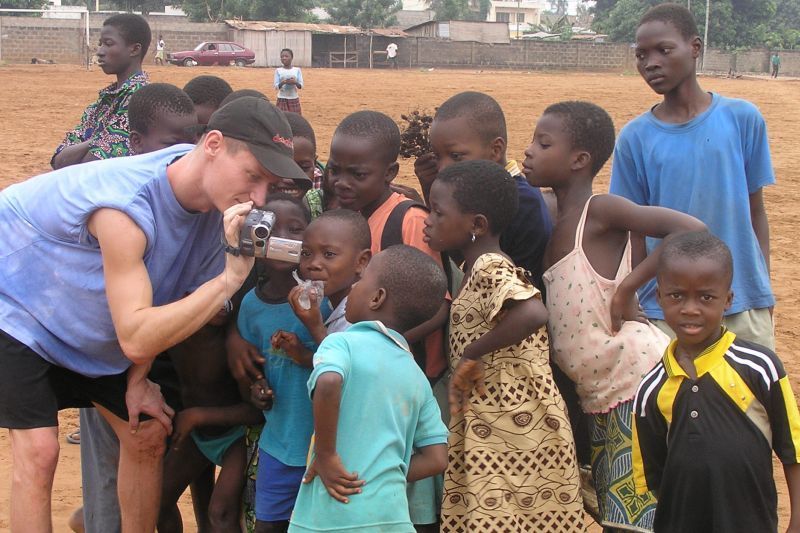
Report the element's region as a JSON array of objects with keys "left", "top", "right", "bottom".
[{"left": 778, "top": 377, "right": 800, "bottom": 463}]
